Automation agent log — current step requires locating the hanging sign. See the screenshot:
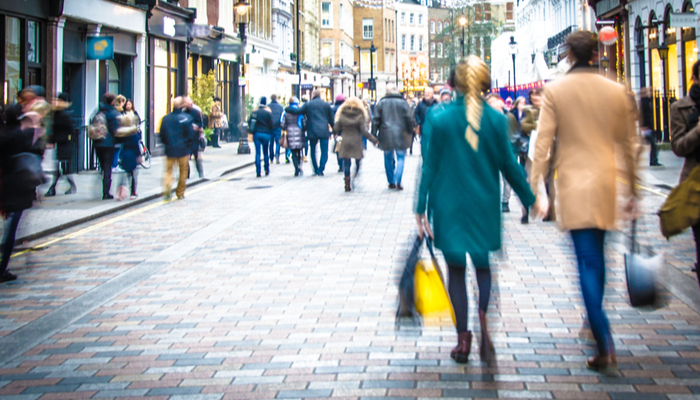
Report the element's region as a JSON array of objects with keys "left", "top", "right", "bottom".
[
  {"left": 670, "top": 12, "right": 698, "bottom": 28},
  {"left": 86, "top": 36, "right": 114, "bottom": 60}
]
